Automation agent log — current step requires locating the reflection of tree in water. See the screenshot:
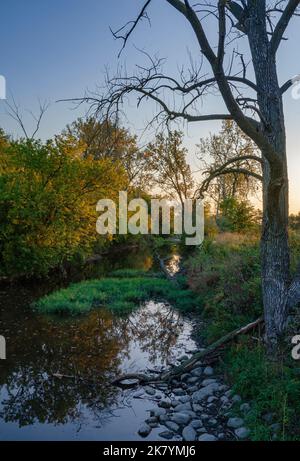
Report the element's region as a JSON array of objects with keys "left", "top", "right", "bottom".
[
  {"left": 125, "top": 301, "right": 185, "bottom": 365},
  {"left": 0, "top": 295, "right": 187, "bottom": 429},
  {"left": 0, "top": 309, "right": 131, "bottom": 427}
]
